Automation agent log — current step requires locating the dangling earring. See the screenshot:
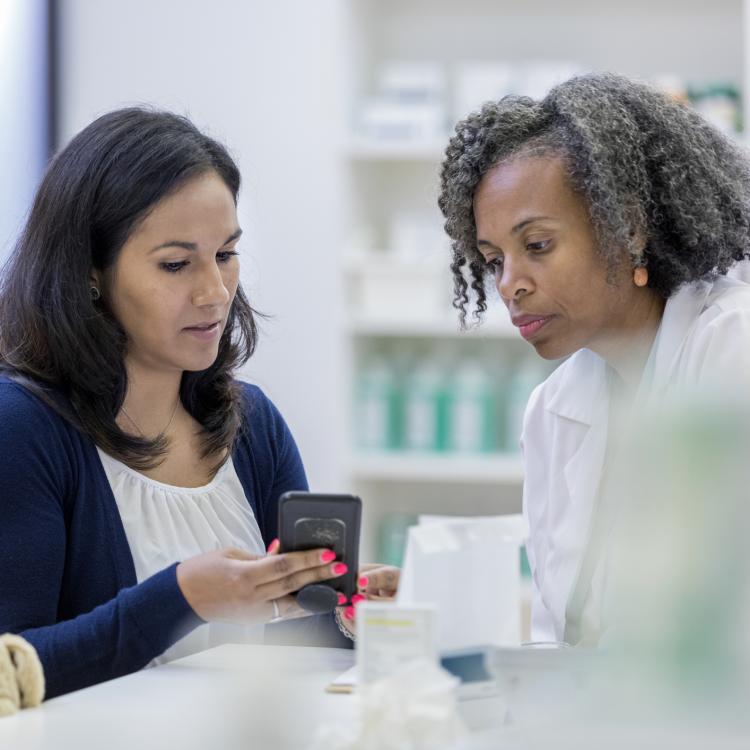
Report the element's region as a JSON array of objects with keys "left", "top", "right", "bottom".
[
  {"left": 90, "top": 286, "right": 101, "bottom": 301},
  {"left": 633, "top": 266, "right": 648, "bottom": 288}
]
